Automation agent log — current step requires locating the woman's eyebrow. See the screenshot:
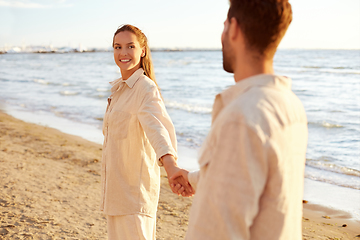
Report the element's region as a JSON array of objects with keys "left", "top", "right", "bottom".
[{"left": 114, "top": 42, "right": 135, "bottom": 45}]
